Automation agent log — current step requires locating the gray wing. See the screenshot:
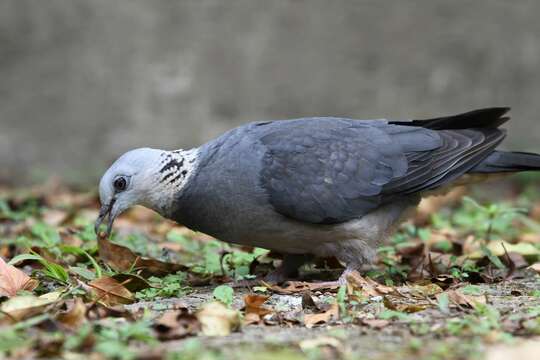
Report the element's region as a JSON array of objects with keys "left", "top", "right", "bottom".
[{"left": 258, "top": 118, "right": 505, "bottom": 224}]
